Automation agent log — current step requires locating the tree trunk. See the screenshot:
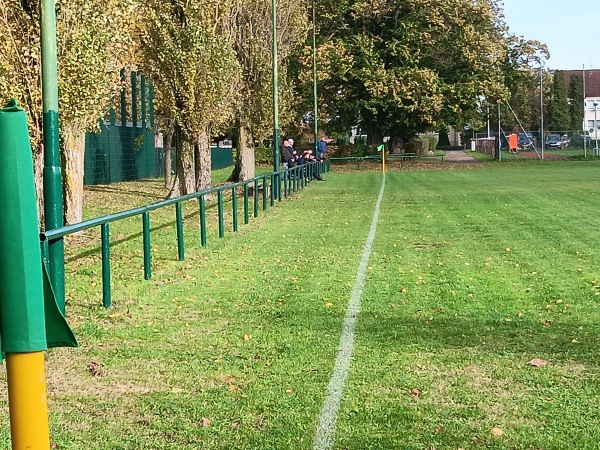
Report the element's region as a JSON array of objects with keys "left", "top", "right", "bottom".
[
  {"left": 389, "top": 136, "right": 404, "bottom": 154},
  {"left": 195, "top": 130, "right": 211, "bottom": 192},
  {"left": 62, "top": 127, "right": 86, "bottom": 225},
  {"left": 366, "top": 123, "right": 383, "bottom": 147},
  {"left": 167, "top": 135, "right": 195, "bottom": 198},
  {"left": 33, "top": 142, "right": 45, "bottom": 228},
  {"left": 164, "top": 120, "right": 174, "bottom": 189},
  {"left": 228, "top": 115, "right": 255, "bottom": 182}
]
